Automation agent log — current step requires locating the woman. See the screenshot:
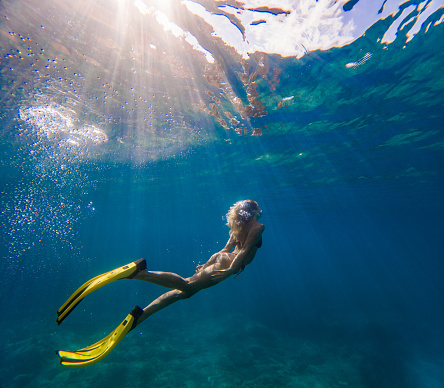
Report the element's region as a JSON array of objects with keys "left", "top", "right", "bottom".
[
  {"left": 134, "top": 199, "right": 264, "bottom": 323},
  {"left": 56, "top": 200, "right": 264, "bottom": 367}
]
